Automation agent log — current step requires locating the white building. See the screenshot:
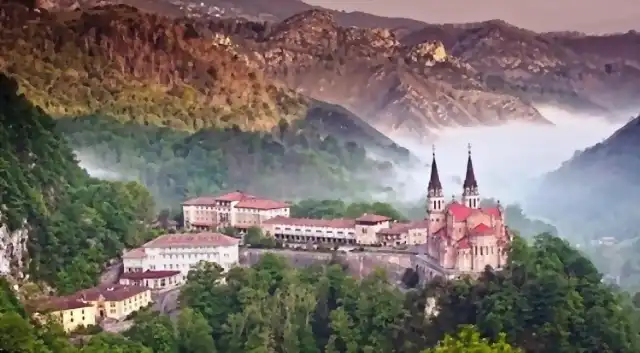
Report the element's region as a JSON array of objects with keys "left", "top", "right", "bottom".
[
  {"left": 122, "top": 232, "right": 240, "bottom": 282},
  {"left": 260, "top": 214, "right": 429, "bottom": 246},
  {"left": 261, "top": 217, "right": 358, "bottom": 245},
  {"left": 182, "top": 191, "right": 290, "bottom": 230}
]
